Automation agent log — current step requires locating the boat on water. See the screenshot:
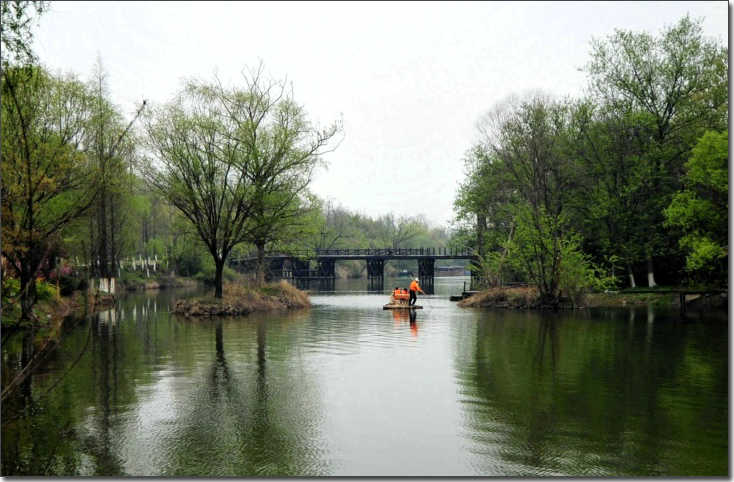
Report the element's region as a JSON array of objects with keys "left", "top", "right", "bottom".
[{"left": 383, "top": 289, "right": 422, "bottom": 310}]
